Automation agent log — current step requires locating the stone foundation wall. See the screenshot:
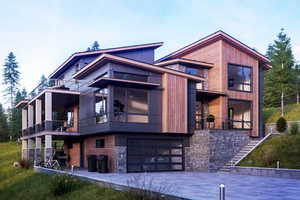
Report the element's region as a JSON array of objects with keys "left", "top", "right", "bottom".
[
  {"left": 185, "top": 130, "right": 250, "bottom": 172},
  {"left": 115, "top": 146, "right": 127, "bottom": 173}
]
